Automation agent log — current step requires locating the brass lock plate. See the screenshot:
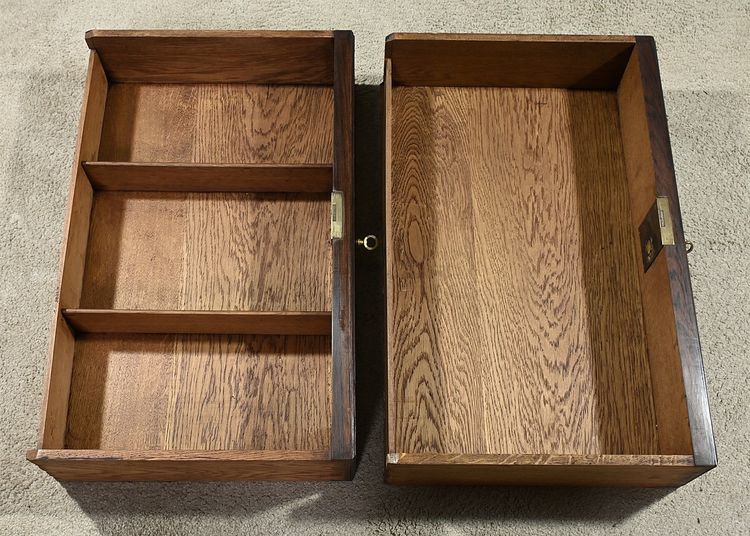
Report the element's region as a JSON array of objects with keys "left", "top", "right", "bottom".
[
  {"left": 639, "top": 197, "right": 675, "bottom": 271},
  {"left": 331, "top": 191, "right": 343, "bottom": 240}
]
